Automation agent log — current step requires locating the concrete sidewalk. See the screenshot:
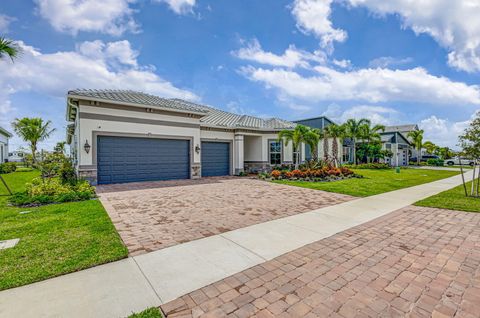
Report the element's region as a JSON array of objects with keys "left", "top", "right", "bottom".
[{"left": 0, "top": 170, "right": 472, "bottom": 318}]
